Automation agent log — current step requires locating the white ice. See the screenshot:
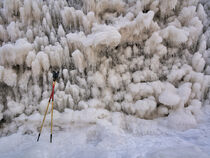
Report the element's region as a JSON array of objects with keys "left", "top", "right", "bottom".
[
  {"left": 0, "top": 0, "right": 210, "bottom": 157},
  {"left": 0, "top": 105, "right": 209, "bottom": 158}
]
